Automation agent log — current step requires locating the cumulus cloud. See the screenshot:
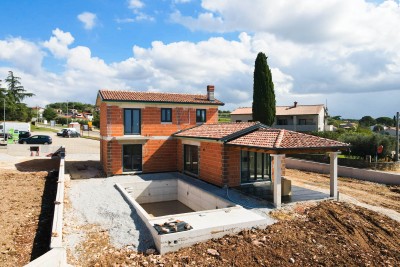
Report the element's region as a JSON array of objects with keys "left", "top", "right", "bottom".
[
  {"left": 128, "top": 0, "right": 144, "bottom": 9},
  {"left": 77, "top": 12, "right": 97, "bottom": 30},
  {"left": 0, "top": 38, "right": 44, "bottom": 74},
  {"left": 43, "top": 28, "right": 74, "bottom": 58}
]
